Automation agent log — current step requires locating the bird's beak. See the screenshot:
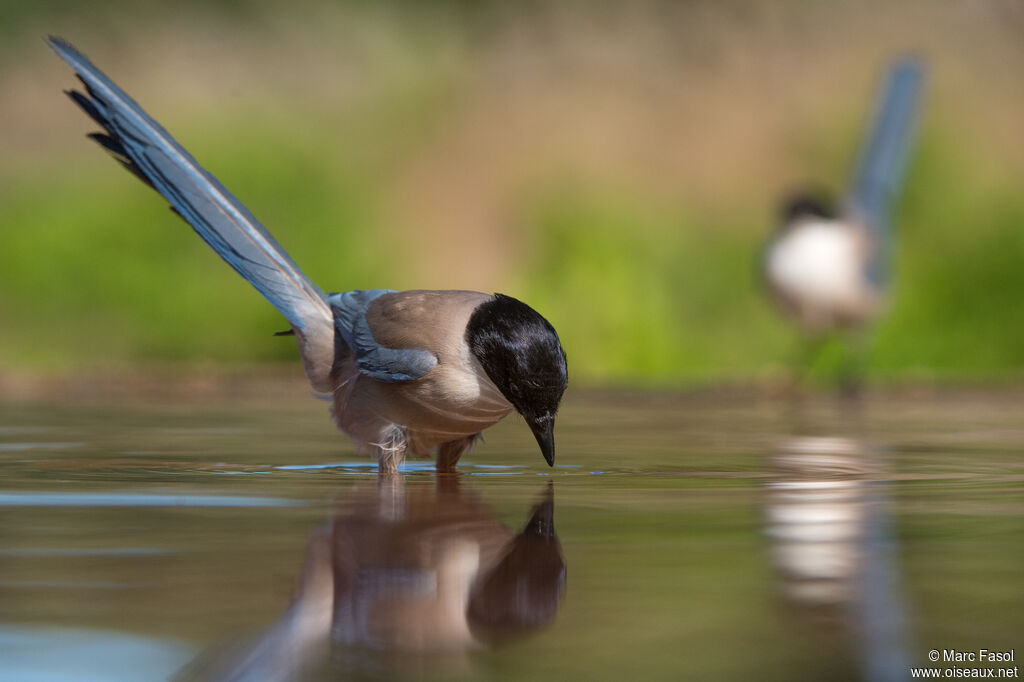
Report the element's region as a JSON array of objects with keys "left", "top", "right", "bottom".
[{"left": 529, "top": 417, "right": 555, "bottom": 467}]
